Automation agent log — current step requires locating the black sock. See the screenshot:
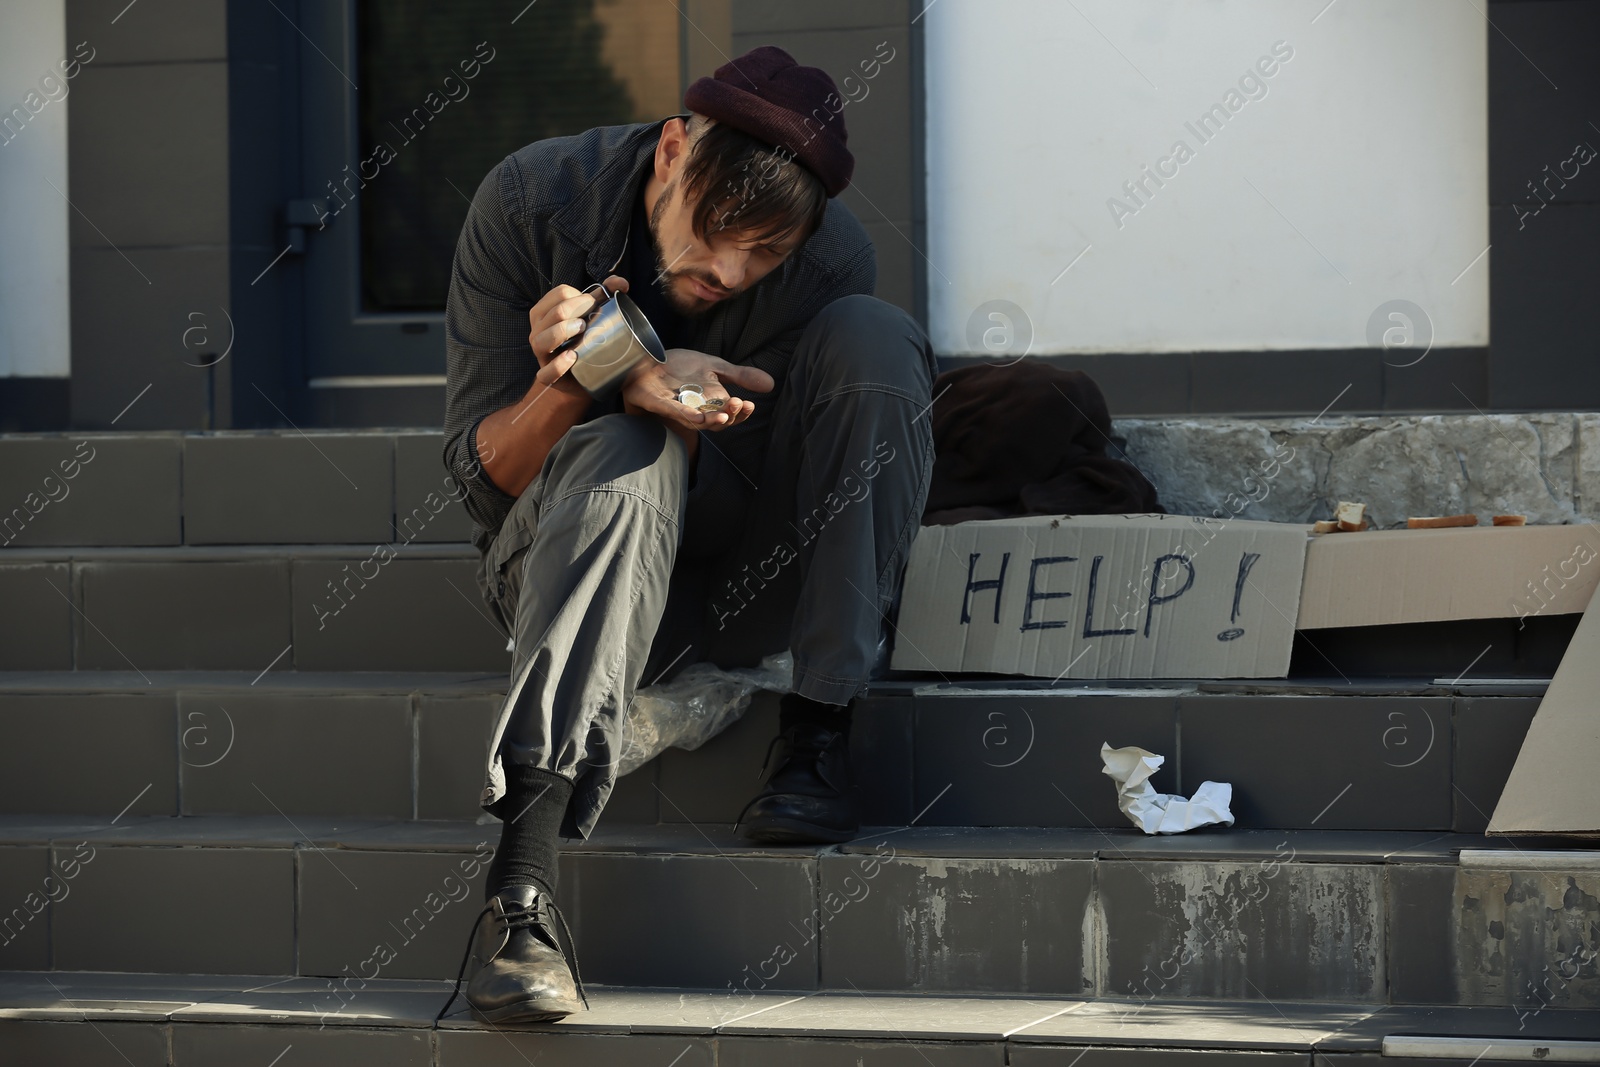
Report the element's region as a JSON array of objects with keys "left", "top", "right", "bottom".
[
  {"left": 485, "top": 766, "right": 574, "bottom": 902},
  {"left": 780, "top": 692, "right": 852, "bottom": 735}
]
